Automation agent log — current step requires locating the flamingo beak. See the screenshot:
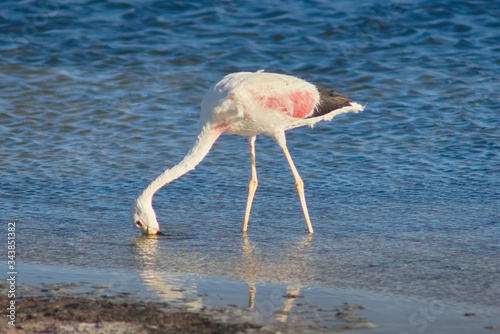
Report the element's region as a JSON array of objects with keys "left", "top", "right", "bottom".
[{"left": 141, "top": 225, "right": 162, "bottom": 235}]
